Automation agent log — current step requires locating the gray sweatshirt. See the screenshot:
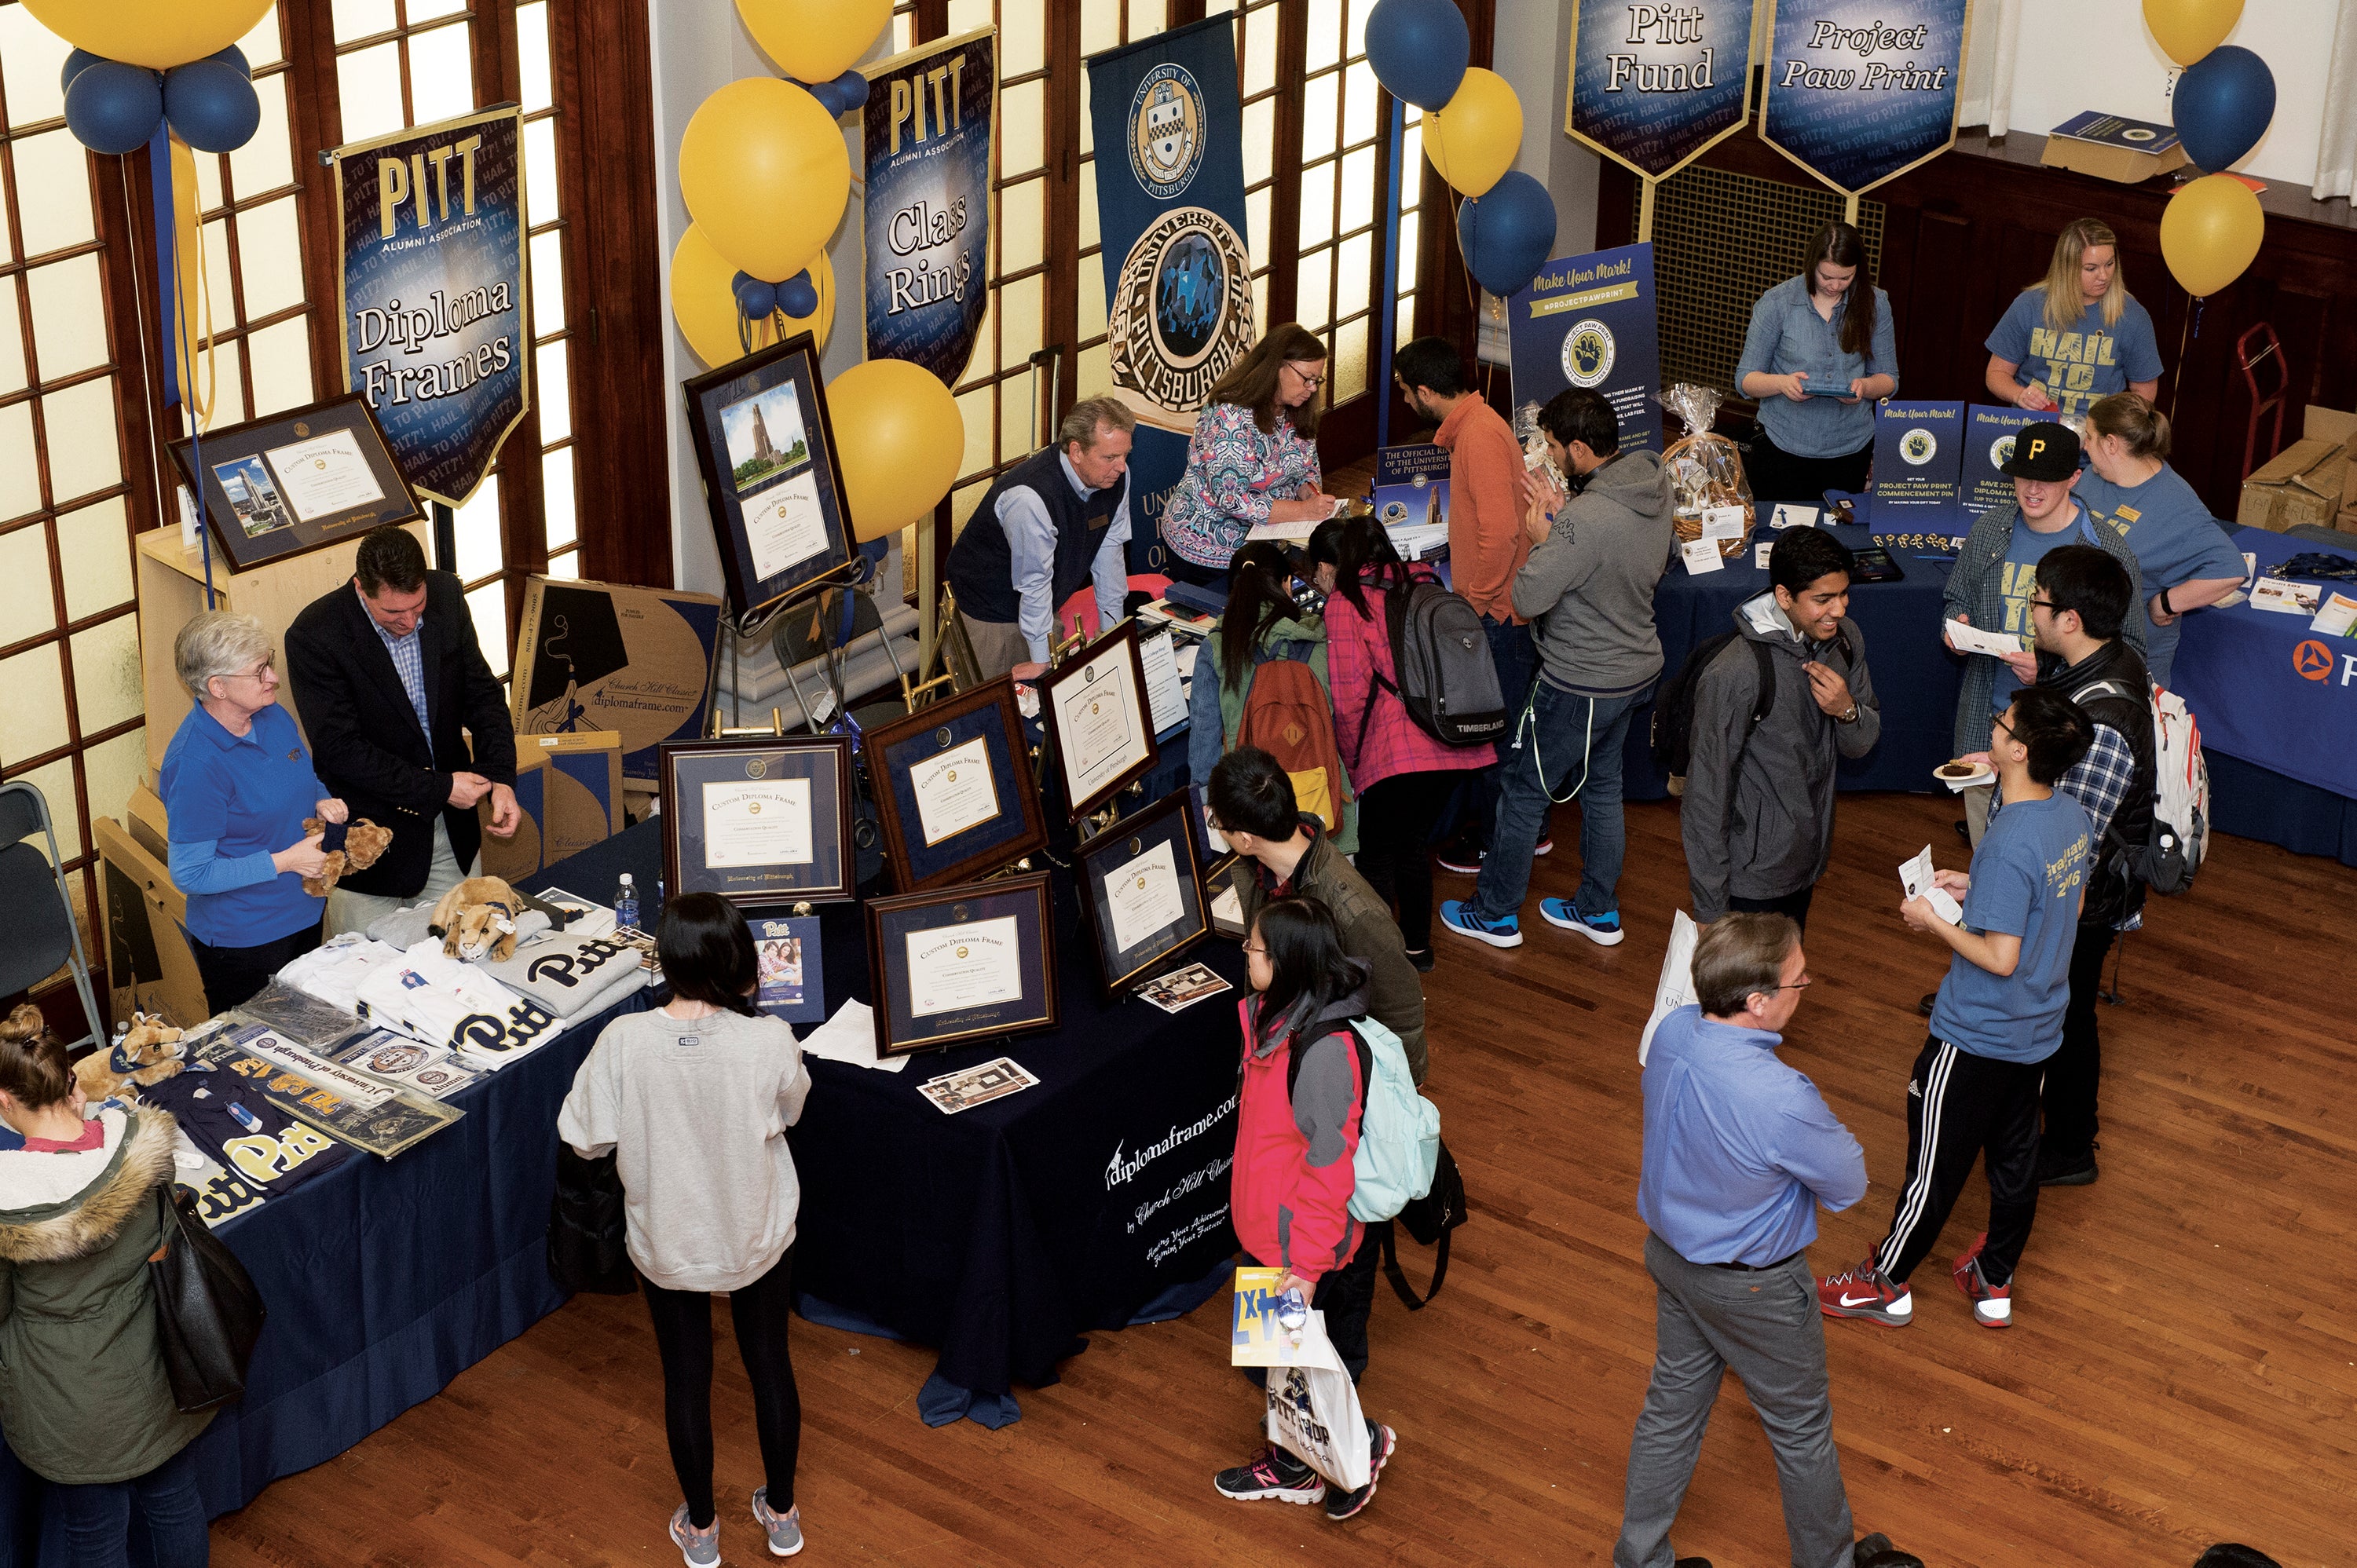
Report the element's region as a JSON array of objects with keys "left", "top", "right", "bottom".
[
  {"left": 1513, "top": 448, "right": 1677, "bottom": 697},
  {"left": 1678, "top": 593, "right": 1881, "bottom": 922},
  {"left": 558, "top": 1007, "right": 811, "bottom": 1292}
]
